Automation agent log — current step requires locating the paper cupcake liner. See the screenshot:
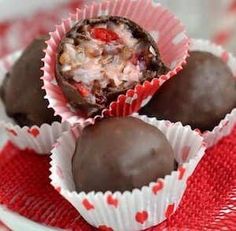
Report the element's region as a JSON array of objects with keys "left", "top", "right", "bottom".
[
  {"left": 0, "top": 50, "right": 22, "bottom": 124},
  {"left": 190, "top": 39, "right": 236, "bottom": 148},
  {"left": 50, "top": 114, "right": 206, "bottom": 231},
  {"left": 42, "top": 0, "right": 189, "bottom": 125},
  {"left": 0, "top": 121, "right": 71, "bottom": 154}
]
